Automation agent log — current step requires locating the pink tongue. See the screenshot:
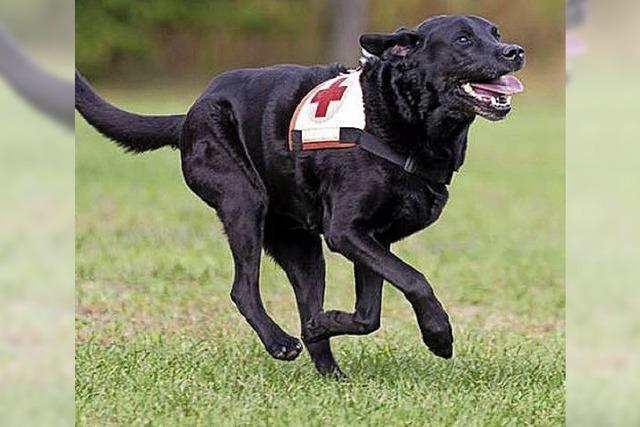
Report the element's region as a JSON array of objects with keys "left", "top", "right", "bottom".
[{"left": 470, "top": 75, "right": 524, "bottom": 95}]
